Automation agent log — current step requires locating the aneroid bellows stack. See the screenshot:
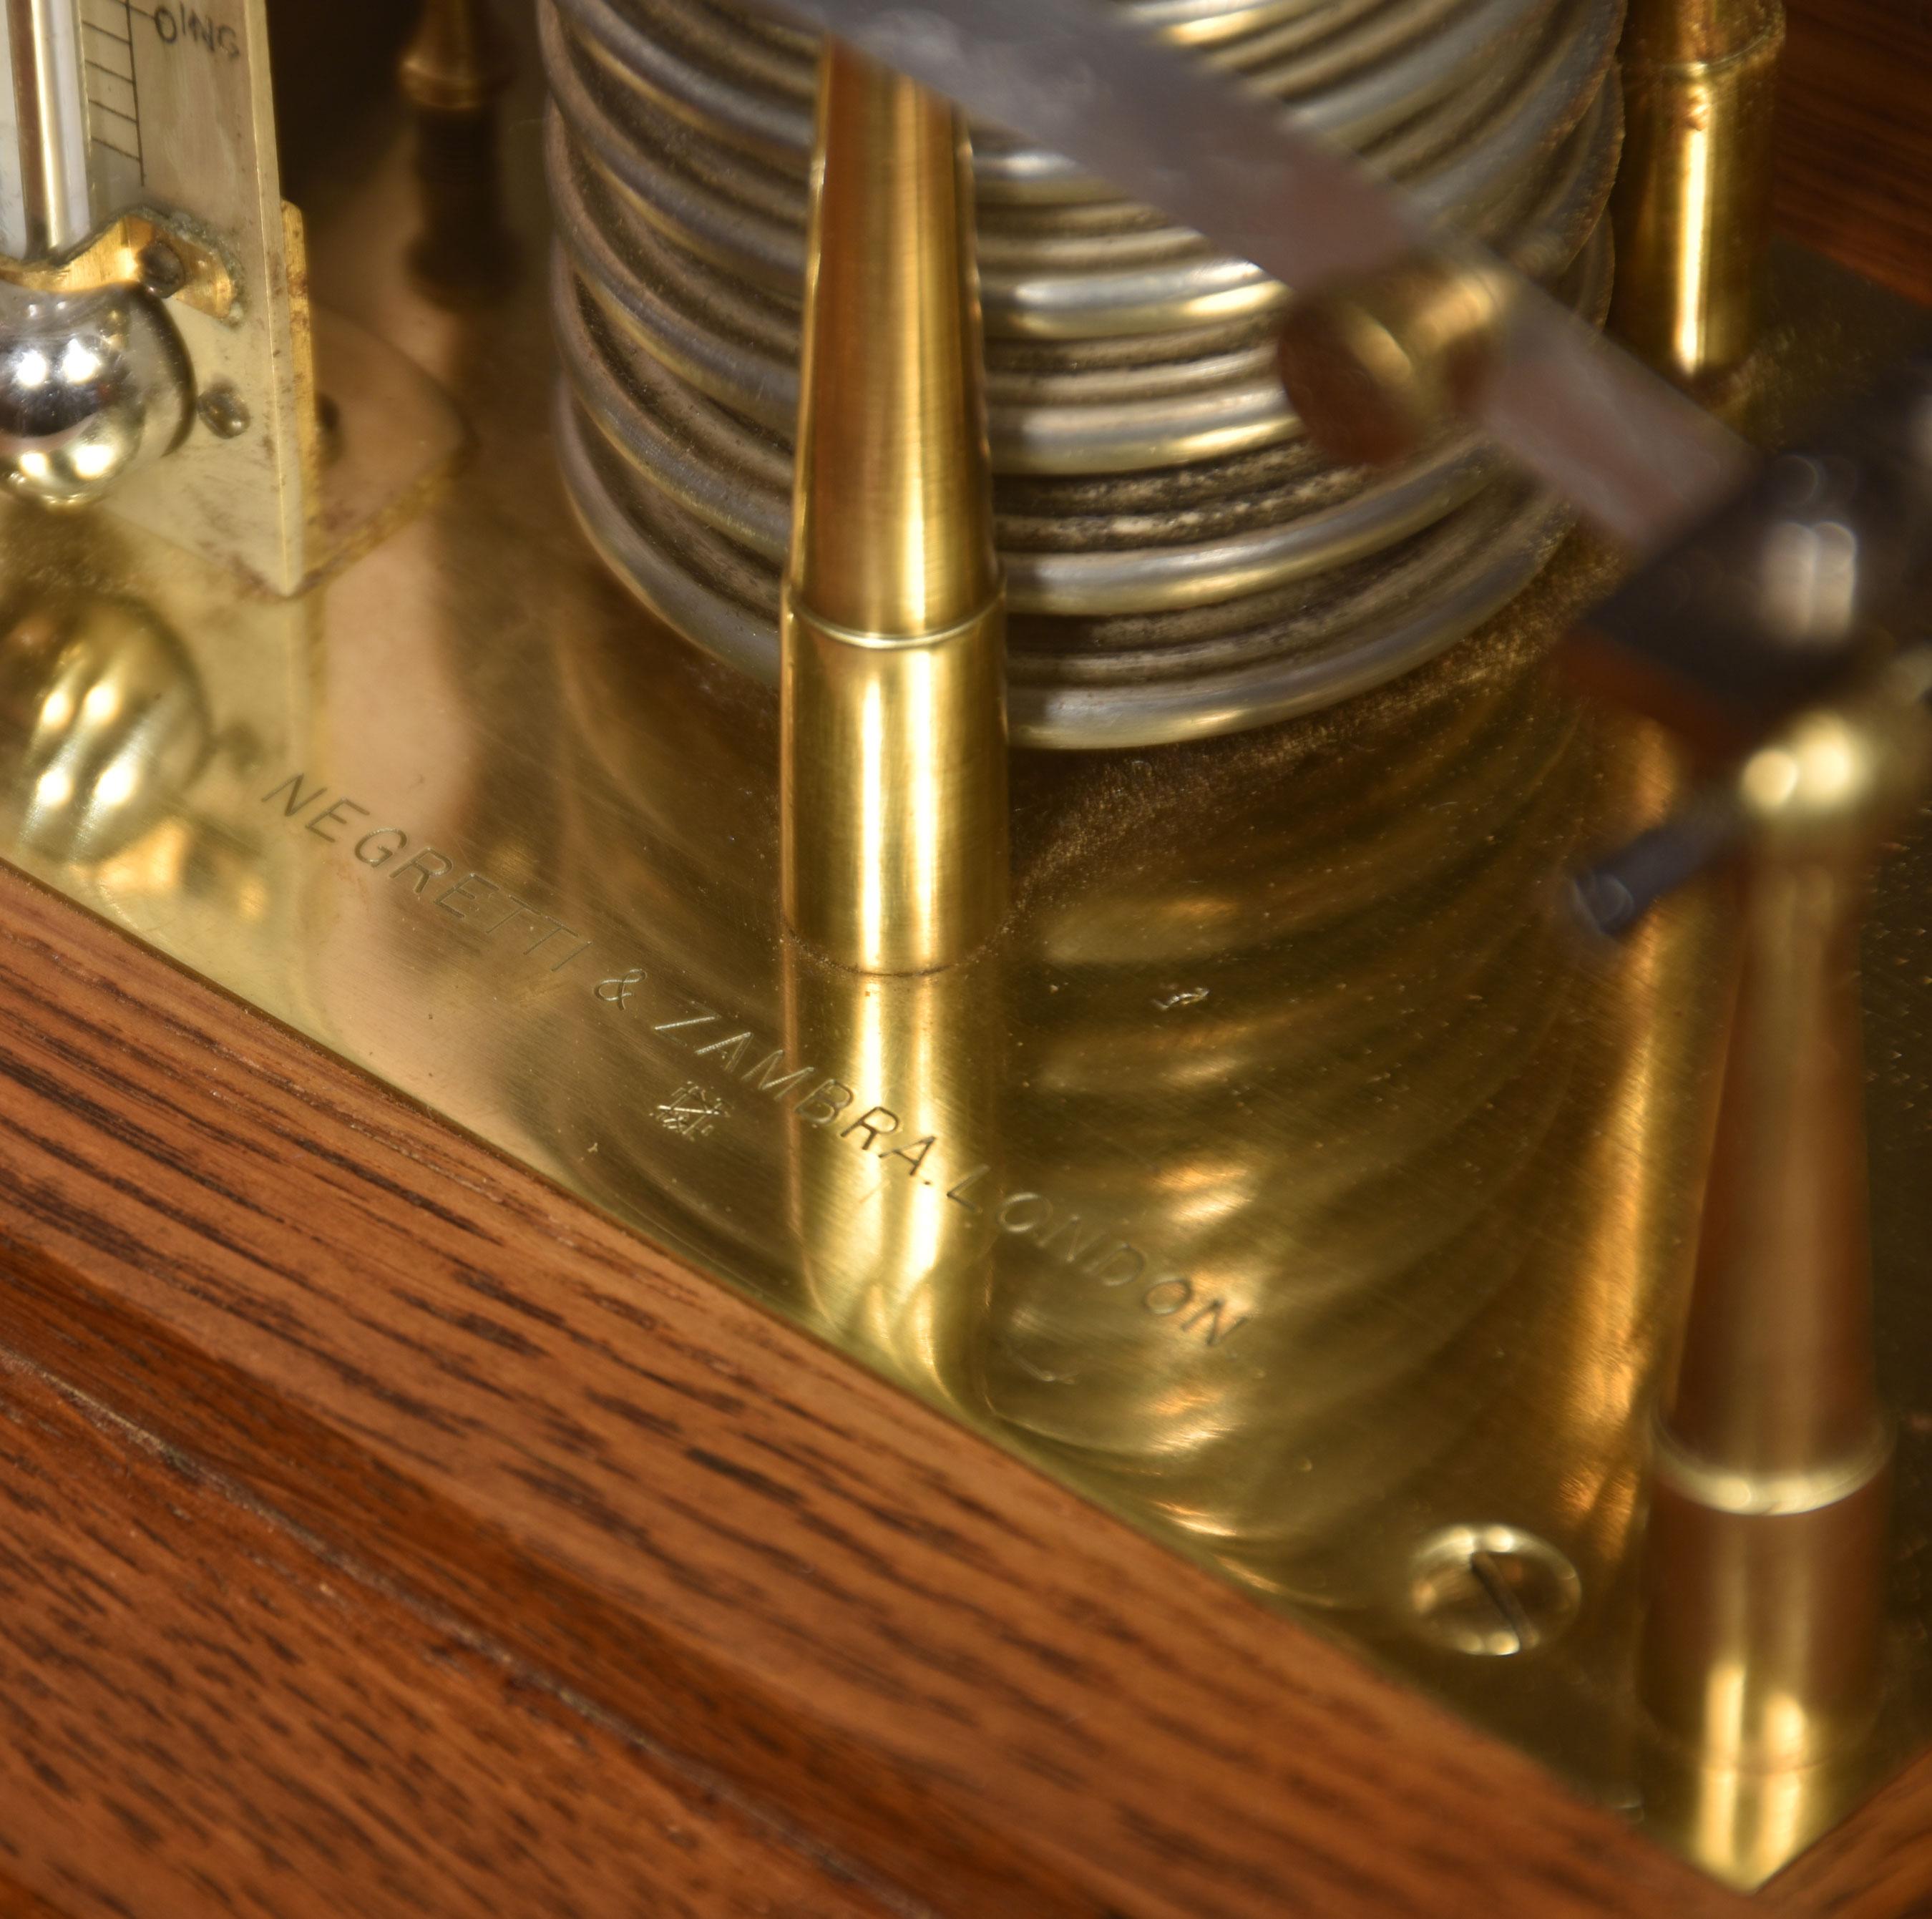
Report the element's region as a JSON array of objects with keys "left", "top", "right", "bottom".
[{"left": 542, "top": 0, "right": 1620, "bottom": 746}]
